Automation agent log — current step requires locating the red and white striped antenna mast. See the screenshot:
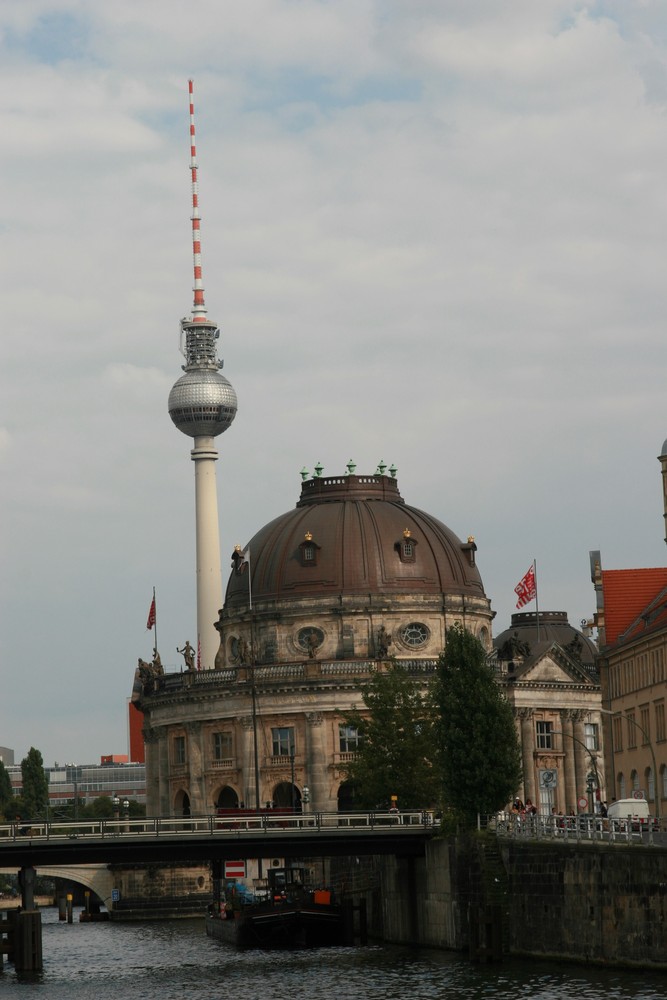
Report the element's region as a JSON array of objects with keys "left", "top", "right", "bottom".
[{"left": 188, "top": 78, "right": 207, "bottom": 324}]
